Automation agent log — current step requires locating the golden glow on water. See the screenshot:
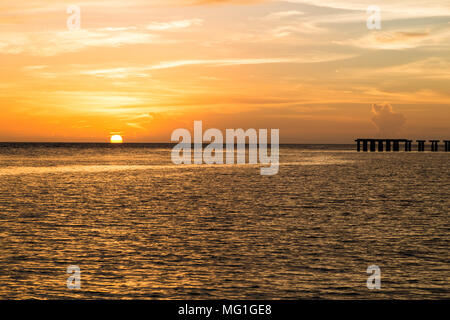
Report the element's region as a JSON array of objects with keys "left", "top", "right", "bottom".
[{"left": 0, "top": 145, "right": 448, "bottom": 299}]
